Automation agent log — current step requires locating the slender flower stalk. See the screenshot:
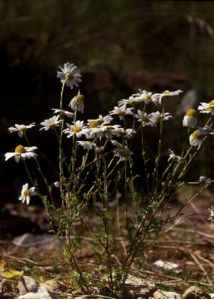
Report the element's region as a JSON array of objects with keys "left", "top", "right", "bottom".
[{"left": 59, "top": 81, "right": 66, "bottom": 203}]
